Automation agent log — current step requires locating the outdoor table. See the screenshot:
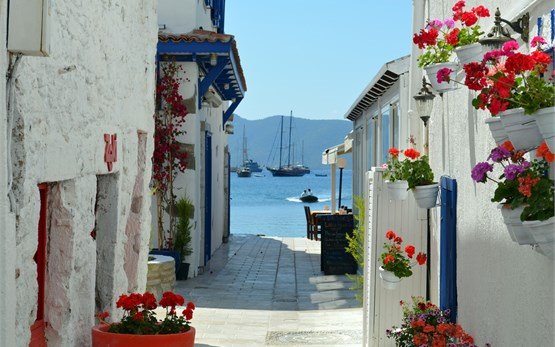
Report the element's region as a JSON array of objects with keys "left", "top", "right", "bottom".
[{"left": 316, "top": 213, "right": 357, "bottom": 275}]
